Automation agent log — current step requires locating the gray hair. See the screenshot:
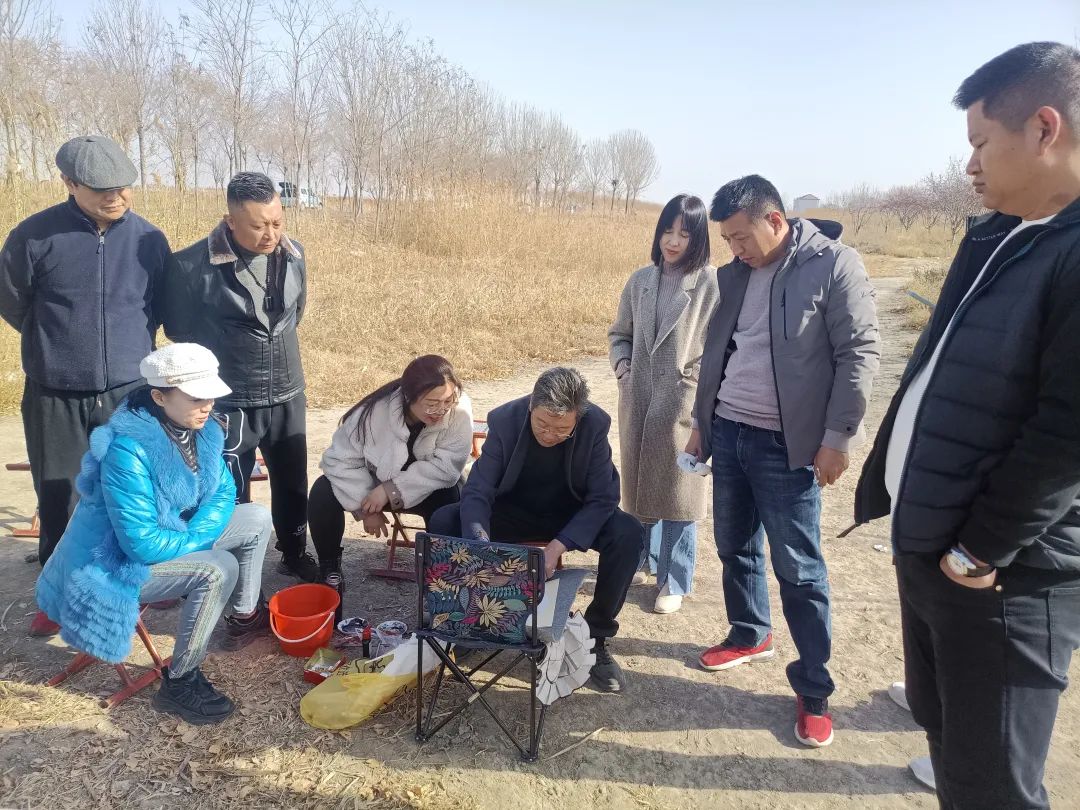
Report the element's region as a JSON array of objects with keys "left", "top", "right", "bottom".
[{"left": 530, "top": 367, "right": 590, "bottom": 417}]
